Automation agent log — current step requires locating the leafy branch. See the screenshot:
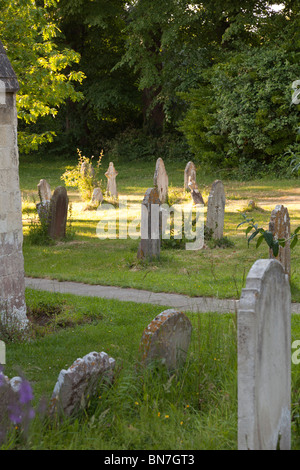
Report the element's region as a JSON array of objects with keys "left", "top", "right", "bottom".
[{"left": 237, "top": 213, "right": 300, "bottom": 256}]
